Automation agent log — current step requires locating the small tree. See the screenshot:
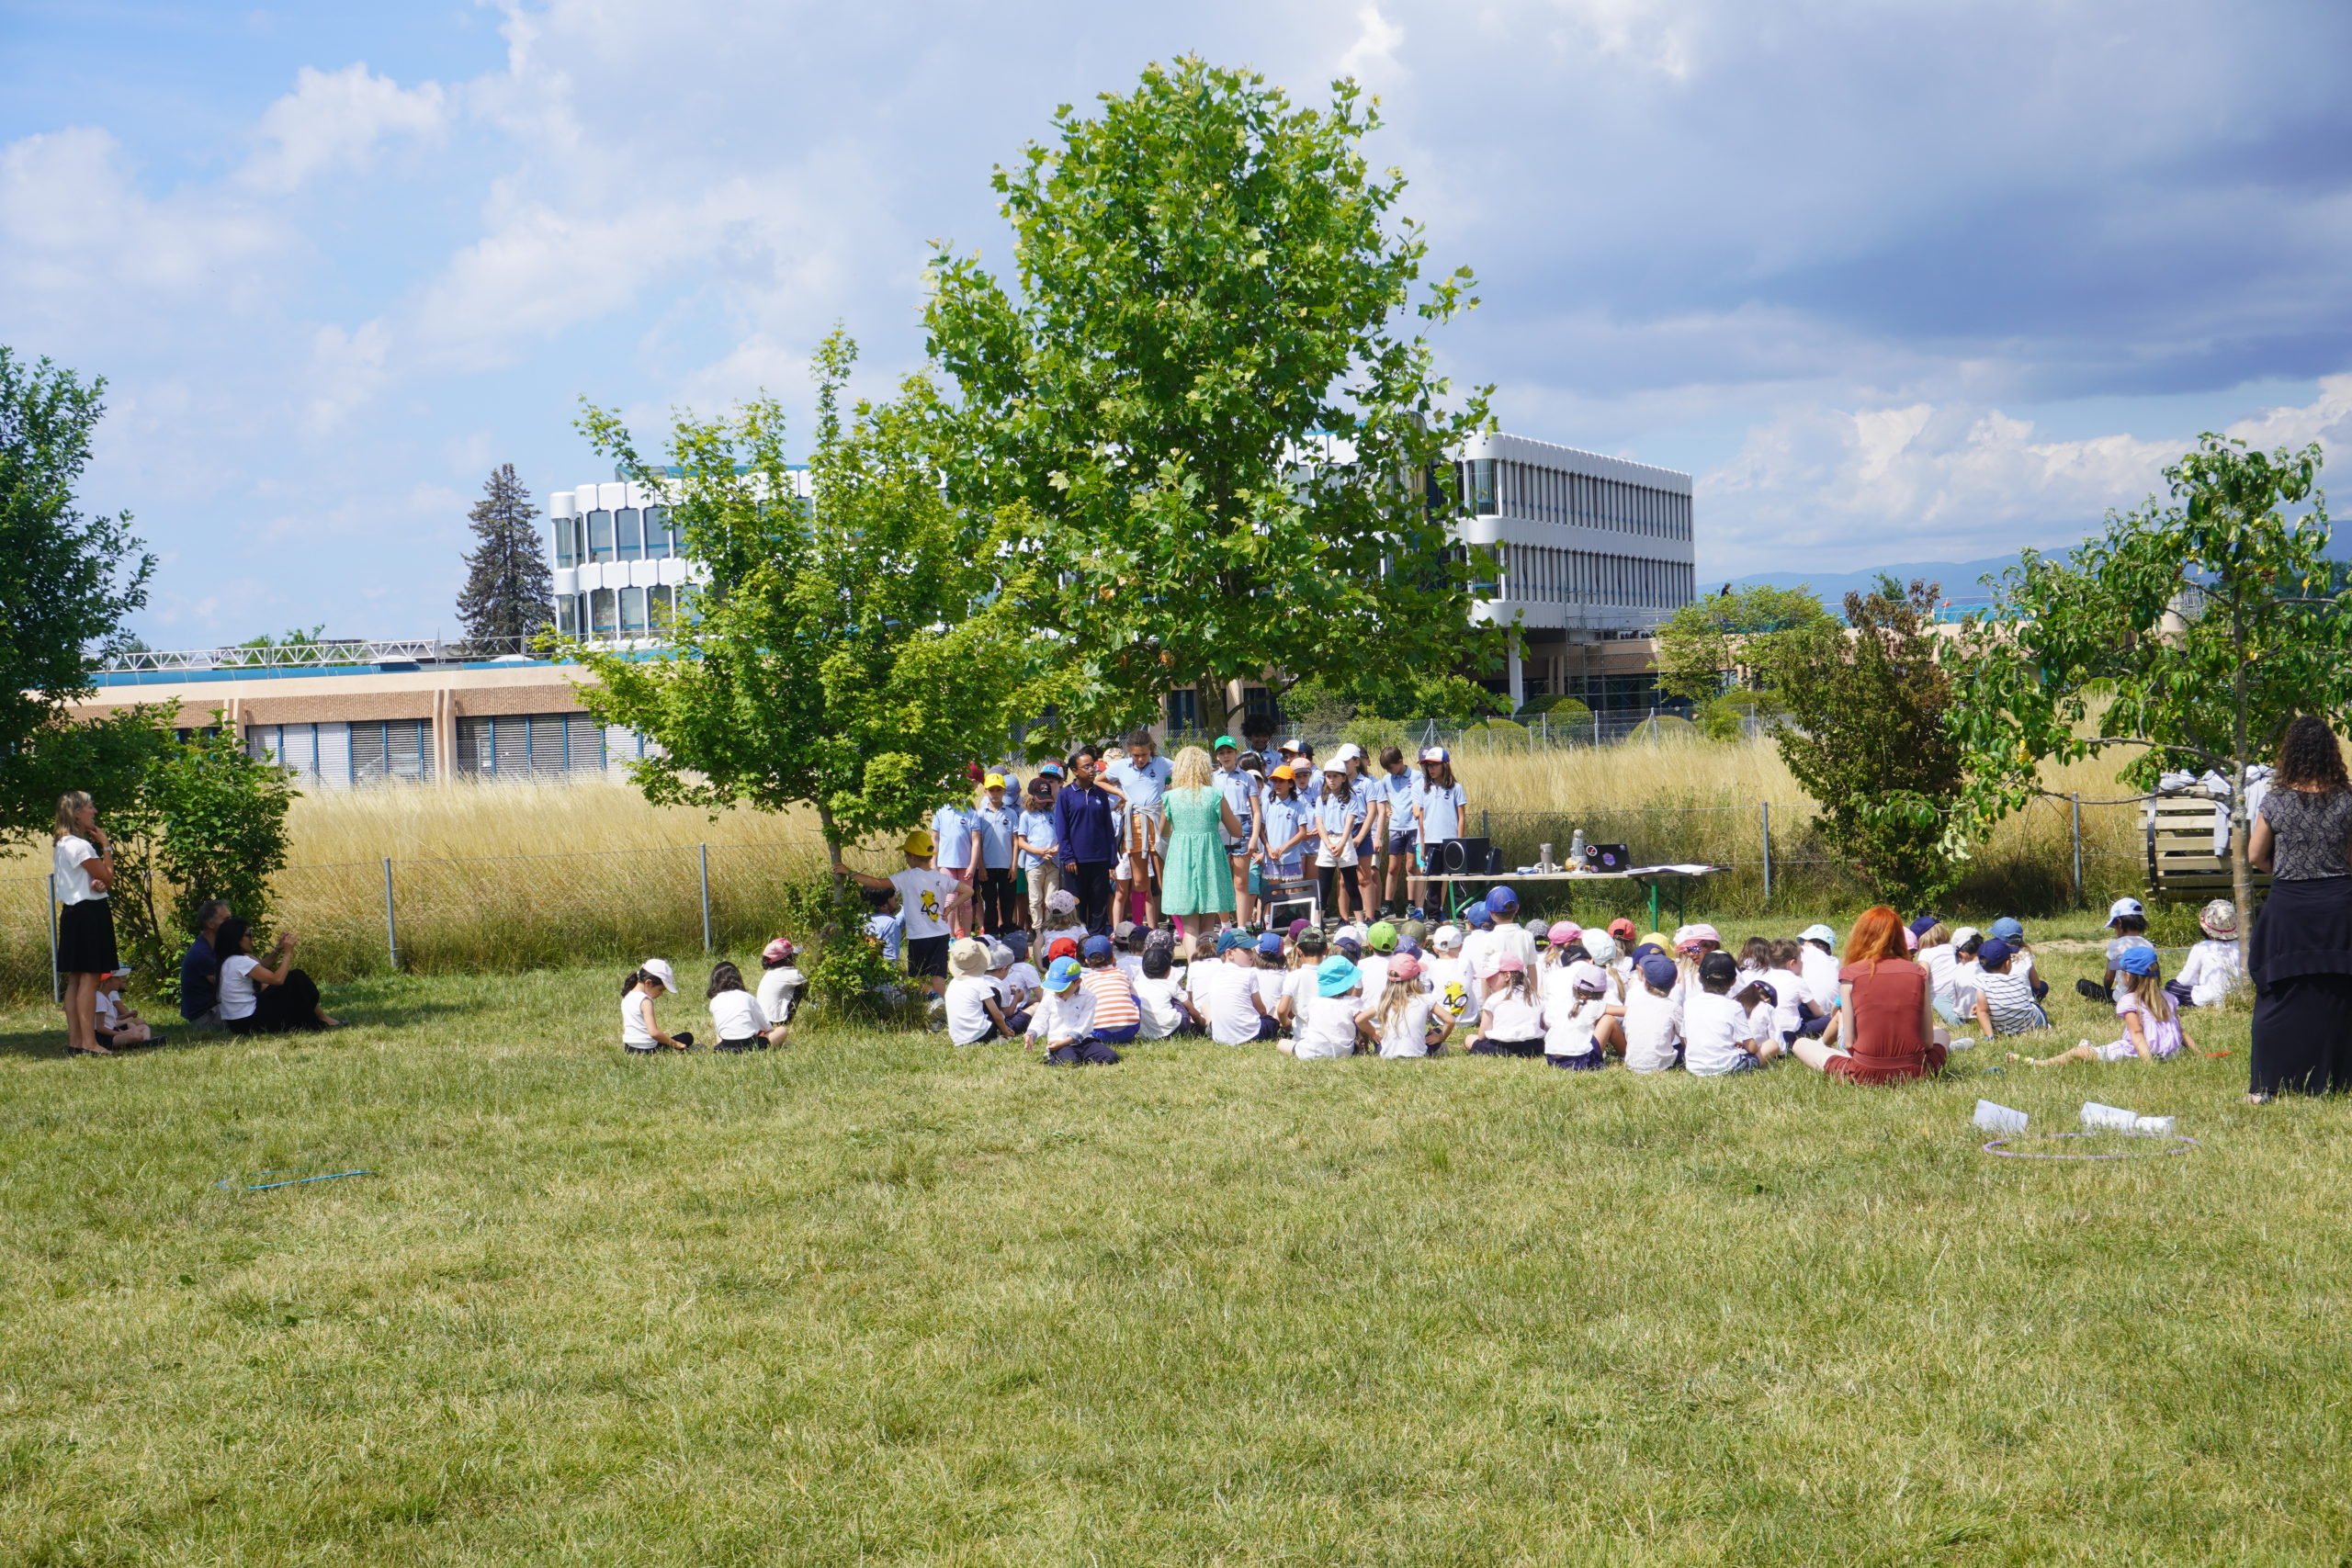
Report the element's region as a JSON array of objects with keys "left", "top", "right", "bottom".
[
  {"left": 1762, "top": 578, "right": 1964, "bottom": 904},
  {"left": 1653, "top": 584, "right": 1838, "bottom": 706},
  {"left": 1948, "top": 434, "right": 2342, "bottom": 927},
  {"left": 0, "top": 347, "right": 154, "bottom": 825},
  {"left": 924, "top": 58, "right": 1498, "bottom": 744},
  {"left": 564, "top": 333, "right": 1044, "bottom": 1007},
  {"left": 454, "top": 462, "right": 551, "bottom": 652}
]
